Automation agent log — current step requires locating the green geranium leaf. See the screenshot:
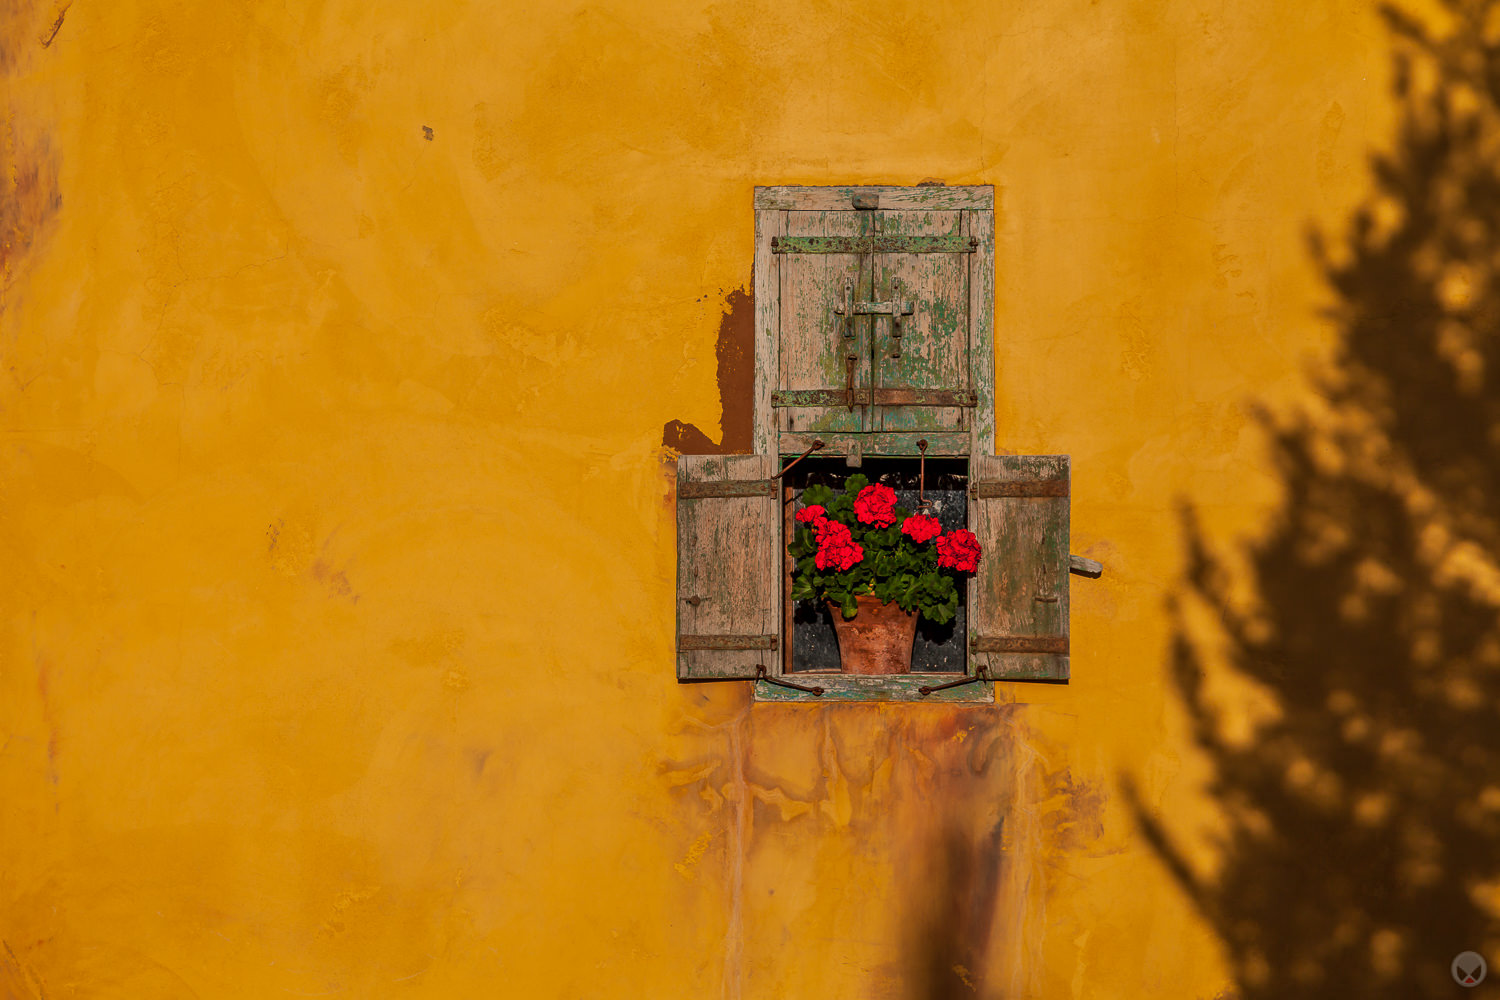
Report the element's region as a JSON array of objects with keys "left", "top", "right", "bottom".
[{"left": 801, "top": 484, "right": 834, "bottom": 506}]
